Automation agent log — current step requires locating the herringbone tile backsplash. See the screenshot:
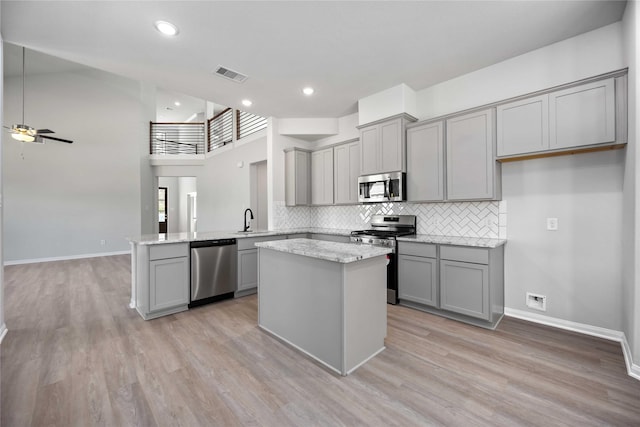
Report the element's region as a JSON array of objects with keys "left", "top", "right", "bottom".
[{"left": 274, "top": 201, "right": 507, "bottom": 238}]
